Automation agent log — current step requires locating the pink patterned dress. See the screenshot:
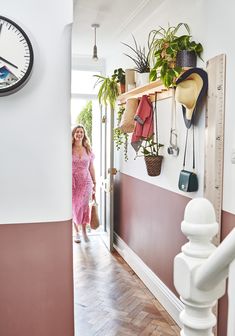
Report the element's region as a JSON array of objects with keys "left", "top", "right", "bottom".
[{"left": 72, "top": 151, "right": 94, "bottom": 225}]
